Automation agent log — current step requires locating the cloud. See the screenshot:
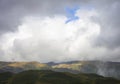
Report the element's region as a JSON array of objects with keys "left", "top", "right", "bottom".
[
  {"left": 0, "top": 0, "right": 120, "bottom": 62},
  {"left": 0, "top": 9, "right": 102, "bottom": 62},
  {"left": 0, "top": 0, "right": 89, "bottom": 34},
  {"left": 92, "top": 1, "right": 120, "bottom": 48}
]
